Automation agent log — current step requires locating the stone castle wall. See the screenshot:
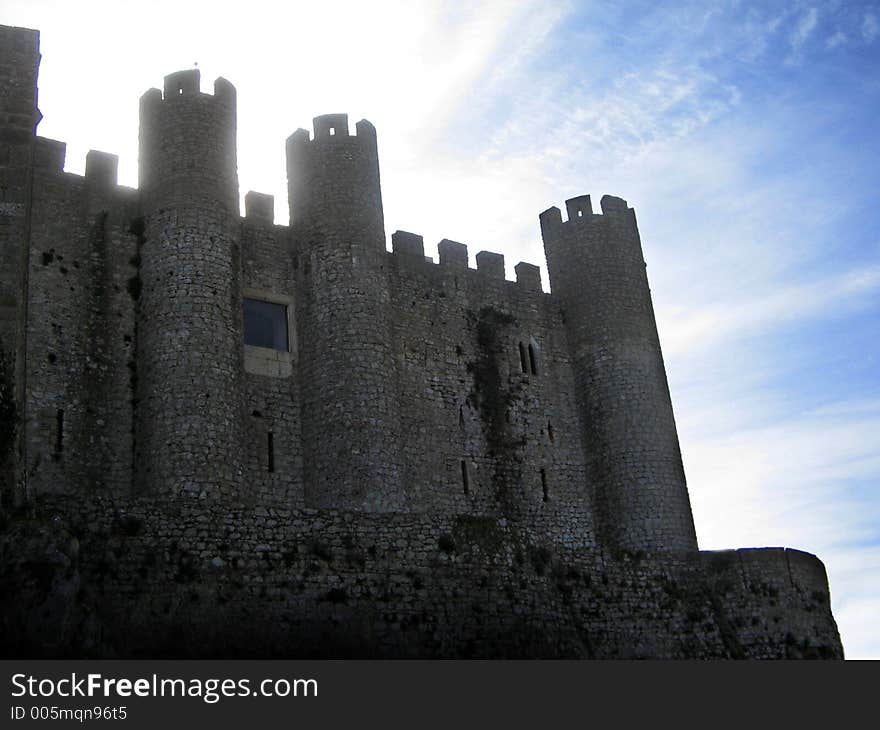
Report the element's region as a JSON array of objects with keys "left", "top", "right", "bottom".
[
  {"left": 22, "top": 141, "right": 138, "bottom": 503},
  {"left": 12, "top": 62, "right": 680, "bottom": 553},
  {"left": 2, "top": 492, "right": 841, "bottom": 659}
]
